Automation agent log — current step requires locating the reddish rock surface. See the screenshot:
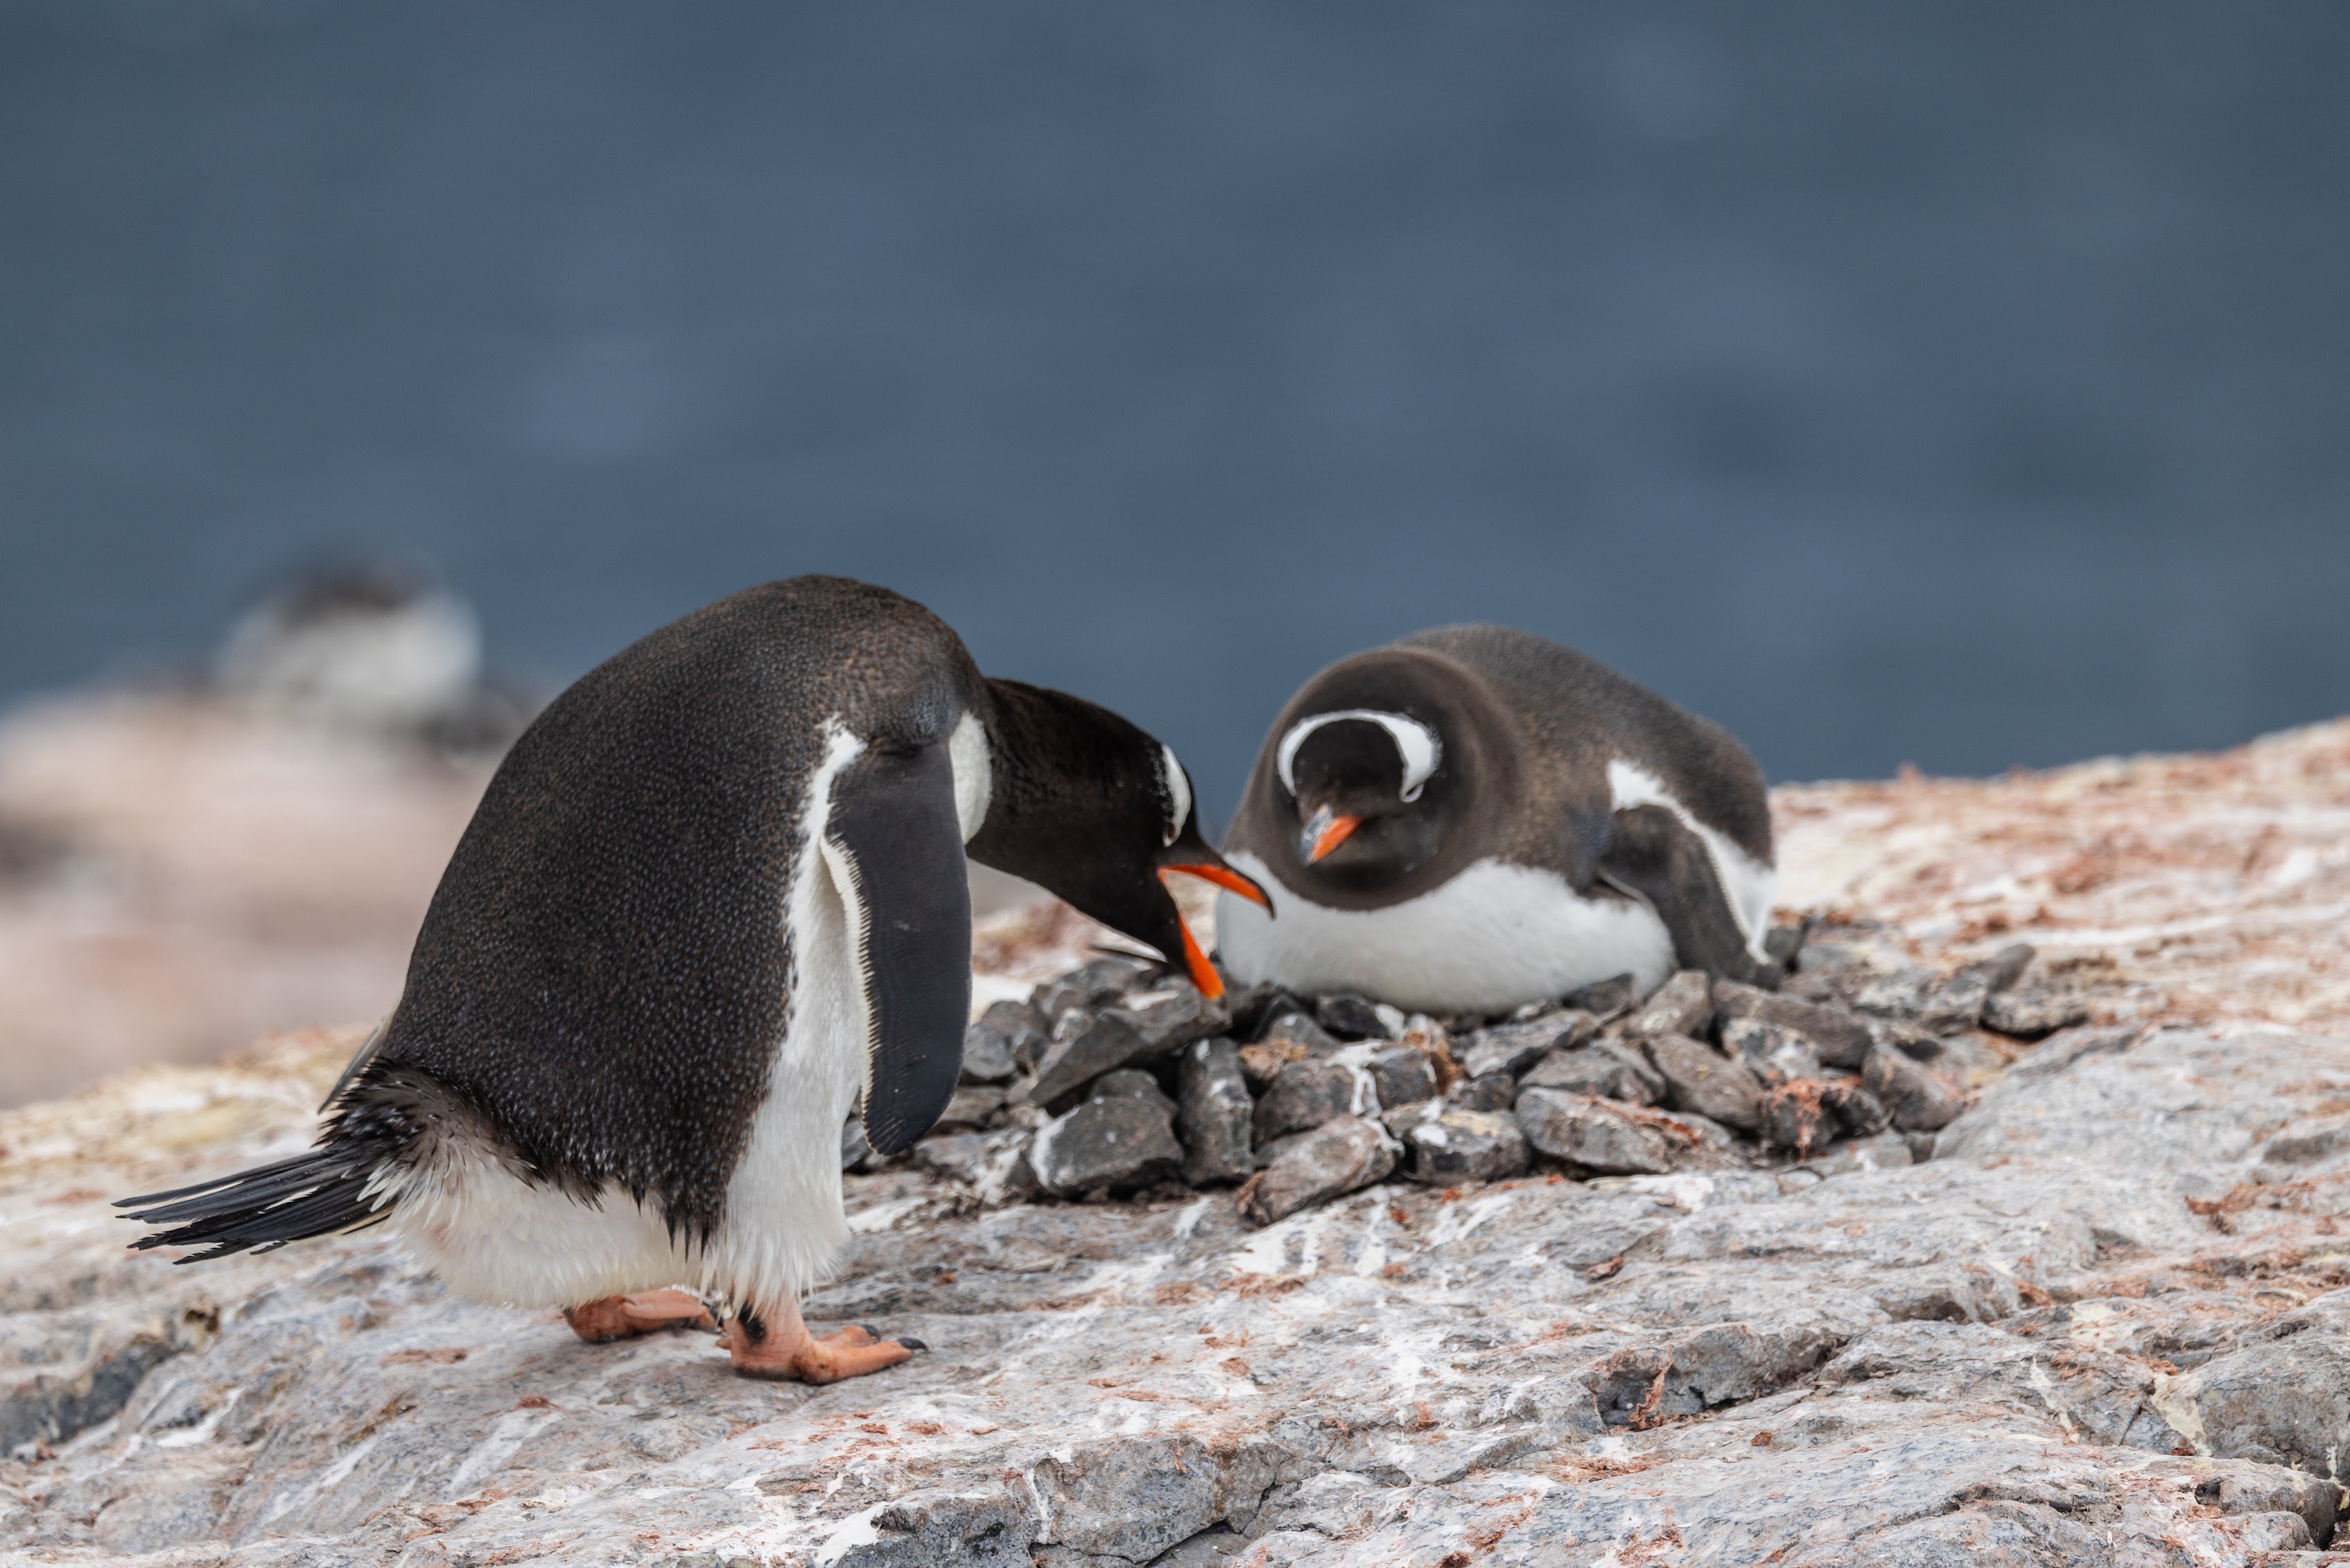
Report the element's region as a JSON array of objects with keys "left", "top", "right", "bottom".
[
  {"left": 1774, "top": 718, "right": 2350, "bottom": 1034},
  {"left": 0, "top": 696, "right": 487, "bottom": 1105},
  {"left": 2, "top": 710, "right": 2347, "bottom": 1565}
]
